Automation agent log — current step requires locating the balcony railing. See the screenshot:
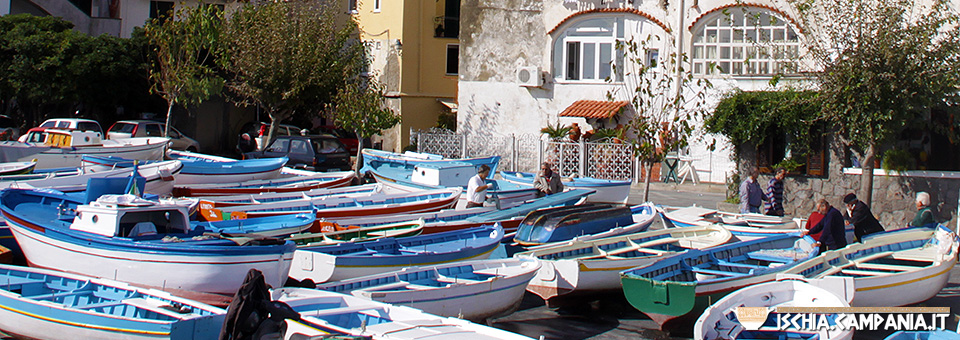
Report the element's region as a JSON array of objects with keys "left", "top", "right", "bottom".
[{"left": 434, "top": 16, "right": 459, "bottom": 38}]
